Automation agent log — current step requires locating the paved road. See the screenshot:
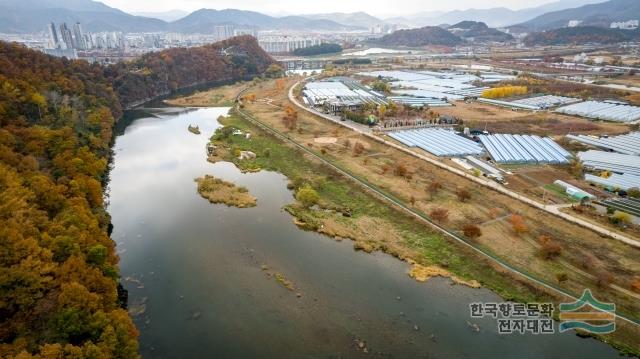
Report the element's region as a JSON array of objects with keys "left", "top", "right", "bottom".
[{"left": 288, "top": 81, "right": 640, "bottom": 249}]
